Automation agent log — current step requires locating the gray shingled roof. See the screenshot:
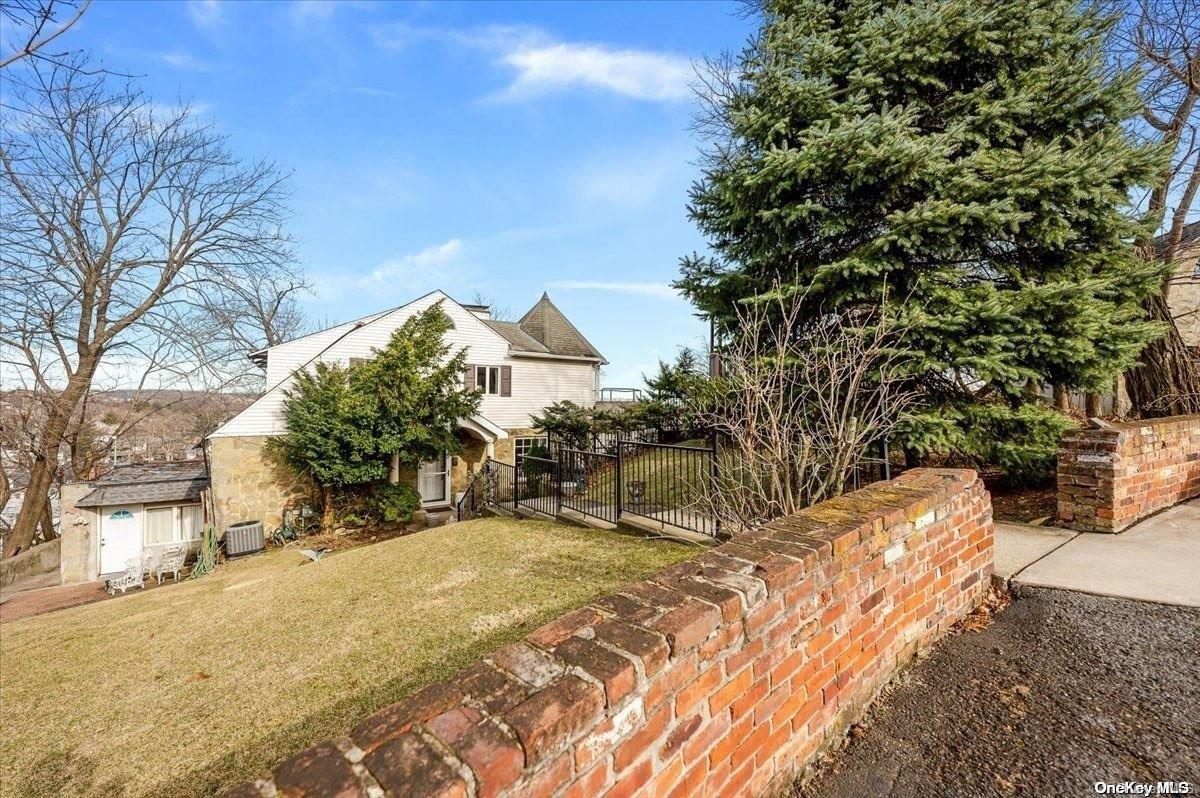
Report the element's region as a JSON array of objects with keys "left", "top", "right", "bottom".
[
  {"left": 482, "top": 319, "right": 550, "bottom": 354},
  {"left": 516, "top": 293, "right": 606, "bottom": 361},
  {"left": 75, "top": 461, "right": 209, "bottom": 508},
  {"left": 1153, "top": 220, "right": 1200, "bottom": 257}
]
